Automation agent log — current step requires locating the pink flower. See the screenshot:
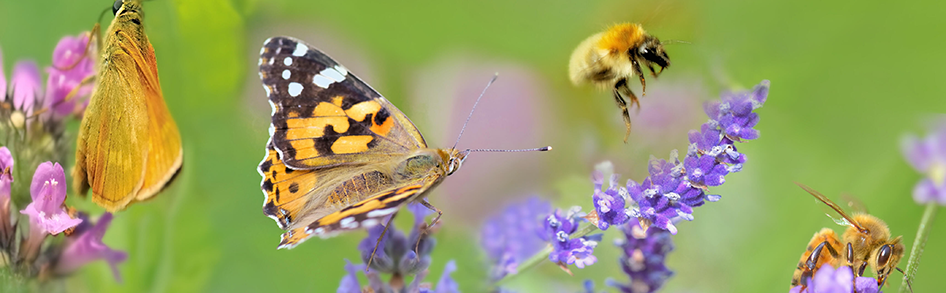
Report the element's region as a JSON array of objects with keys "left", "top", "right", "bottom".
[
  {"left": 19, "top": 162, "right": 81, "bottom": 235},
  {"left": 0, "top": 147, "right": 13, "bottom": 200},
  {"left": 10, "top": 60, "right": 42, "bottom": 116},
  {"left": 44, "top": 32, "right": 95, "bottom": 119},
  {"left": 55, "top": 213, "right": 127, "bottom": 282}
]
